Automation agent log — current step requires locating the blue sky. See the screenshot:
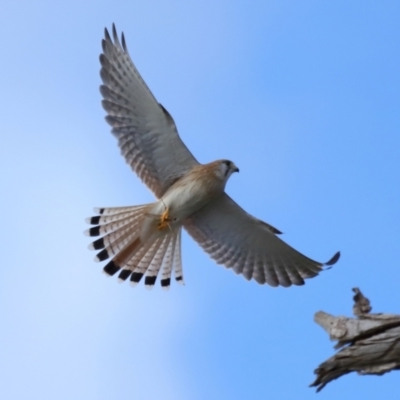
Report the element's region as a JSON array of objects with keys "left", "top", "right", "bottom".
[{"left": 1, "top": 1, "right": 399, "bottom": 399}]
